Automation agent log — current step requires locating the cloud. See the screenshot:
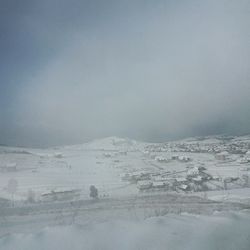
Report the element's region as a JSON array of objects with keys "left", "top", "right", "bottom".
[{"left": 1, "top": 0, "right": 250, "bottom": 146}]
